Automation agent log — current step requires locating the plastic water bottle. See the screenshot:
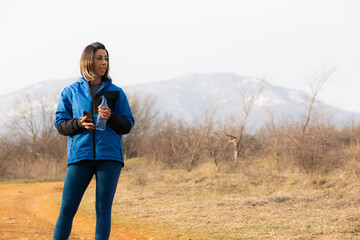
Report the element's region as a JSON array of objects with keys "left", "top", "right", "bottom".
[{"left": 96, "top": 96, "right": 108, "bottom": 131}]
